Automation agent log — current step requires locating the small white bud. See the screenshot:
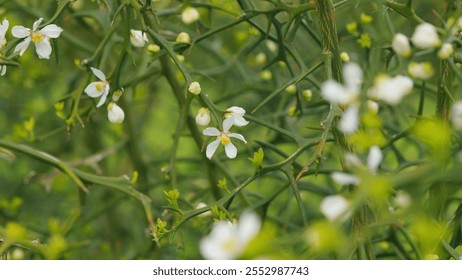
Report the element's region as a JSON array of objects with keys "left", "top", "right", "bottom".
[
  {"left": 340, "top": 52, "right": 350, "bottom": 62},
  {"left": 196, "top": 107, "right": 211, "bottom": 126},
  {"left": 176, "top": 32, "right": 191, "bottom": 44},
  {"left": 130, "top": 29, "right": 148, "bottom": 48},
  {"left": 255, "top": 52, "right": 266, "bottom": 64},
  {"left": 392, "top": 33, "right": 411, "bottom": 57},
  {"left": 411, "top": 23, "right": 441, "bottom": 49},
  {"left": 181, "top": 7, "right": 200, "bottom": 24},
  {"left": 437, "top": 43, "right": 453, "bottom": 59},
  {"left": 188, "top": 81, "right": 201, "bottom": 95},
  {"left": 107, "top": 103, "right": 125, "bottom": 124},
  {"left": 408, "top": 62, "right": 434, "bottom": 80},
  {"left": 451, "top": 101, "right": 462, "bottom": 130}
]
